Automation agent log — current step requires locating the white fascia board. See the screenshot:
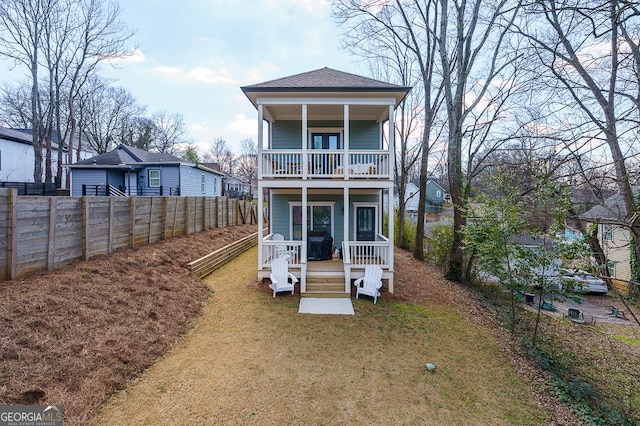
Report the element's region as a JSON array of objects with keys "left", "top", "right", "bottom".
[
  {"left": 259, "top": 179, "right": 393, "bottom": 190},
  {"left": 256, "top": 97, "right": 396, "bottom": 106}
]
